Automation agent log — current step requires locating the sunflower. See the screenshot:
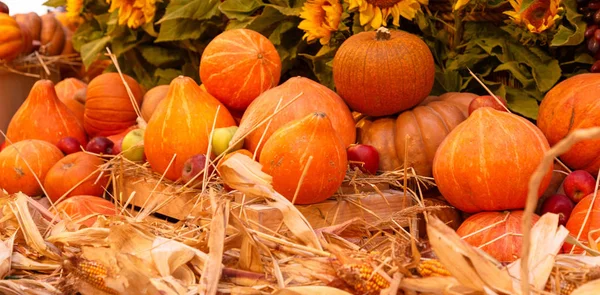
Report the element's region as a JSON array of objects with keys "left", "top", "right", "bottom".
[
  {"left": 504, "top": 0, "right": 562, "bottom": 33},
  {"left": 345, "top": 0, "right": 427, "bottom": 30},
  {"left": 299, "top": 0, "right": 343, "bottom": 45},
  {"left": 66, "top": 0, "right": 84, "bottom": 20},
  {"left": 107, "top": 0, "right": 157, "bottom": 29}
]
